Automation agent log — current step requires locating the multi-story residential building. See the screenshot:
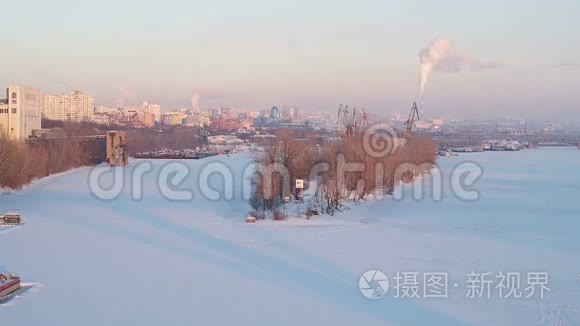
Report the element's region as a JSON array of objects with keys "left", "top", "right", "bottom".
[
  {"left": 42, "top": 91, "right": 94, "bottom": 121},
  {"left": 162, "top": 112, "right": 185, "bottom": 125},
  {"left": 211, "top": 118, "right": 240, "bottom": 131},
  {"left": 202, "top": 108, "right": 221, "bottom": 119},
  {"left": 95, "top": 106, "right": 118, "bottom": 114},
  {"left": 282, "top": 106, "right": 297, "bottom": 120},
  {"left": 239, "top": 119, "right": 253, "bottom": 130},
  {"left": 121, "top": 107, "right": 144, "bottom": 118},
  {"left": 184, "top": 113, "right": 210, "bottom": 127},
  {"left": 269, "top": 106, "right": 280, "bottom": 120},
  {"left": 247, "top": 111, "right": 260, "bottom": 119},
  {"left": 142, "top": 101, "right": 161, "bottom": 122},
  {"left": 141, "top": 112, "right": 155, "bottom": 128},
  {"left": 0, "top": 85, "right": 41, "bottom": 141},
  {"left": 220, "top": 107, "right": 235, "bottom": 118},
  {"left": 149, "top": 104, "right": 161, "bottom": 122}
]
